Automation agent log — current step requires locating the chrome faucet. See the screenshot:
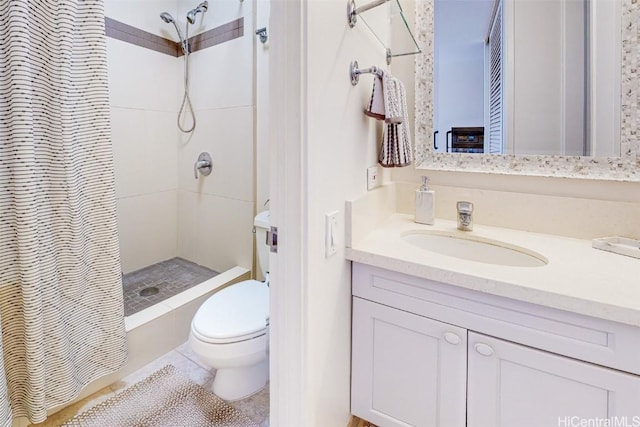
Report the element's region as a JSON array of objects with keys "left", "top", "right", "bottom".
[{"left": 457, "top": 201, "right": 473, "bottom": 231}]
